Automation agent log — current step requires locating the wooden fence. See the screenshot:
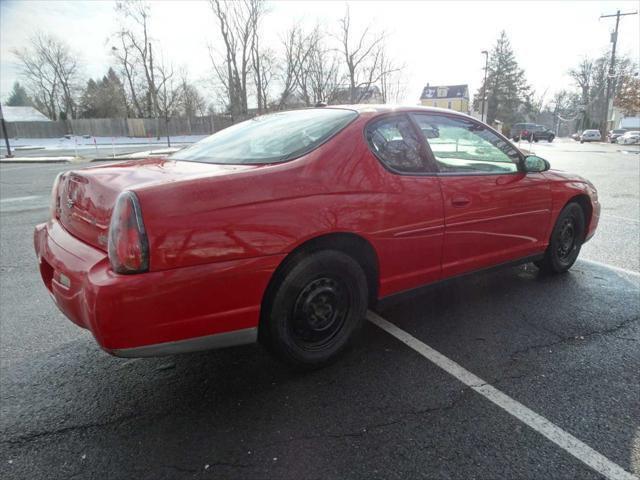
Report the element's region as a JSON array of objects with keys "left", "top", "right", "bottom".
[{"left": 1, "top": 115, "right": 244, "bottom": 139}]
